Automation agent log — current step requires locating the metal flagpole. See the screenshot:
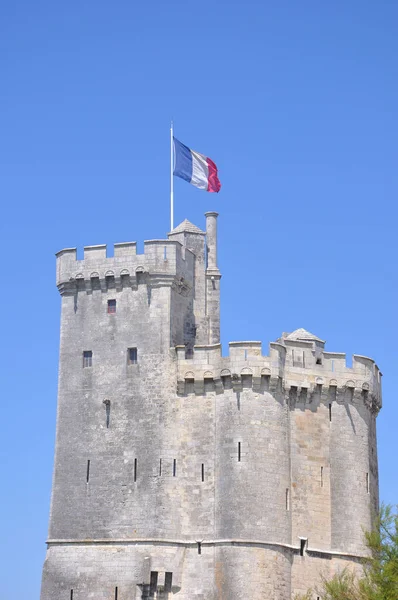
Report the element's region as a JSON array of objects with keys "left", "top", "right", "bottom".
[{"left": 170, "top": 121, "right": 174, "bottom": 231}]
